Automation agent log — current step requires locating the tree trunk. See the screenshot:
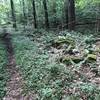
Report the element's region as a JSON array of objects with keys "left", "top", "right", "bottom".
[
  {"left": 22, "top": 0, "right": 27, "bottom": 23},
  {"left": 43, "top": 0, "right": 49, "bottom": 29},
  {"left": 68, "top": 0, "right": 76, "bottom": 30},
  {"left": 32, "top": 0, "right": 37, "bottom": 28},
  {"left": 10, "top": 0, "right": 17, "bottom": 29},
  {"left": 97, "top": 19, "right": 100, "bottom": 32},
  {"left": 65, "top": 0, "right": 68, "bottom": 29},
  {"left": 96, "top": 3, "right": 100, "bottom": 32},
  {"left": 52, "top": 0, "right": 57, "bottom": 27}
]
